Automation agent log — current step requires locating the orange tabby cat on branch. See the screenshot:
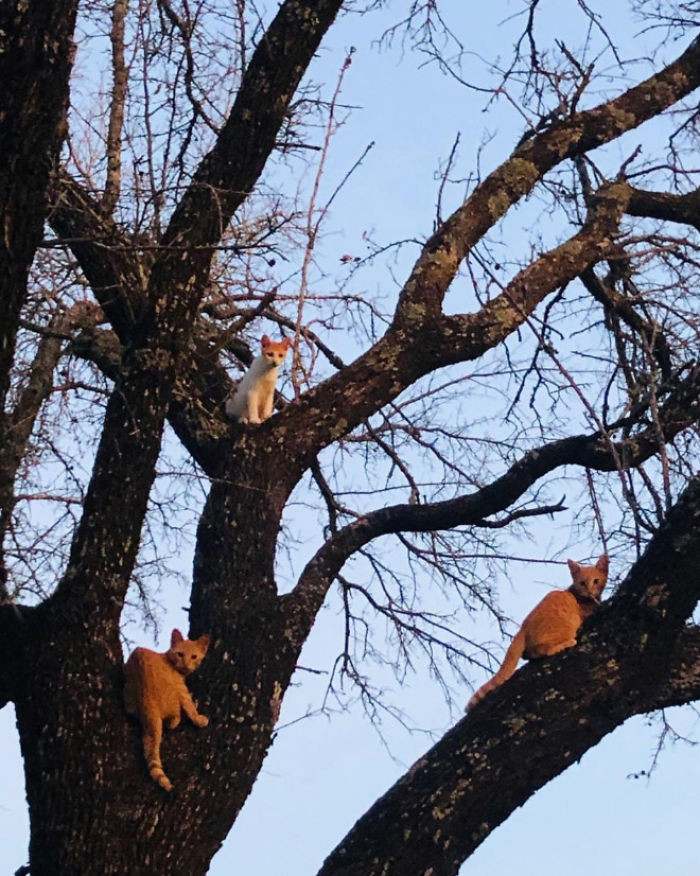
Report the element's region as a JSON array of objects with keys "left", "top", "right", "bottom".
[
  {"left": 467, "top": 554, "right": 609, "bottom": 710},
  {"left": 124, "top": 629, "right": 211, "bottom": 791}
]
